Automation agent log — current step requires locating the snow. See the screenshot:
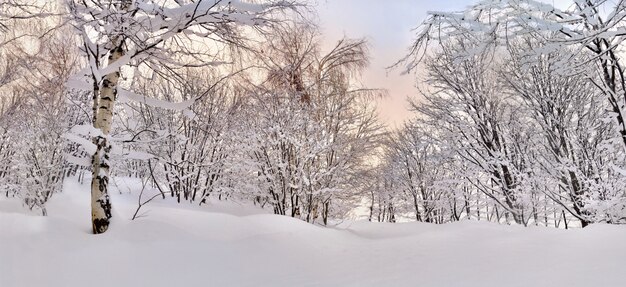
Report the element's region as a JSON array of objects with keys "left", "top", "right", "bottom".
[
  {"left": 118, "top": 88, "right": 196, "bottom": 111},
  {"left": 1, "top": 178, "right": 625, "bottom": 287},
  {"left": 63, "top": 132, "right": 97, "bottom": 155}
]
